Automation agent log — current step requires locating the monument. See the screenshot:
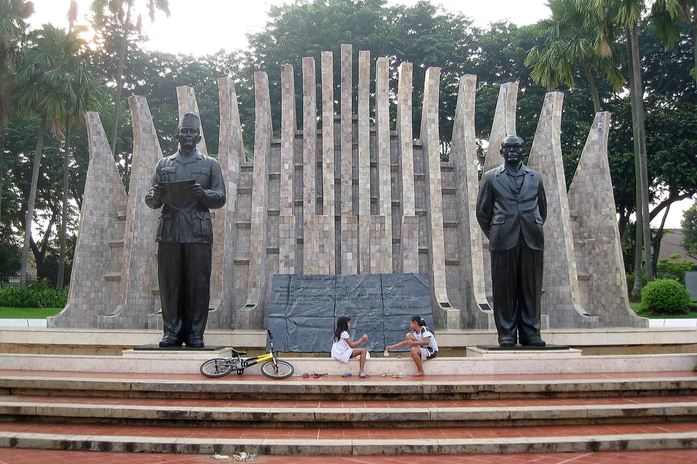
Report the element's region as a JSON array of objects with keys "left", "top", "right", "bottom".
[{"left": 49, "top": 44, "right": 647, "bottom": 333}]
